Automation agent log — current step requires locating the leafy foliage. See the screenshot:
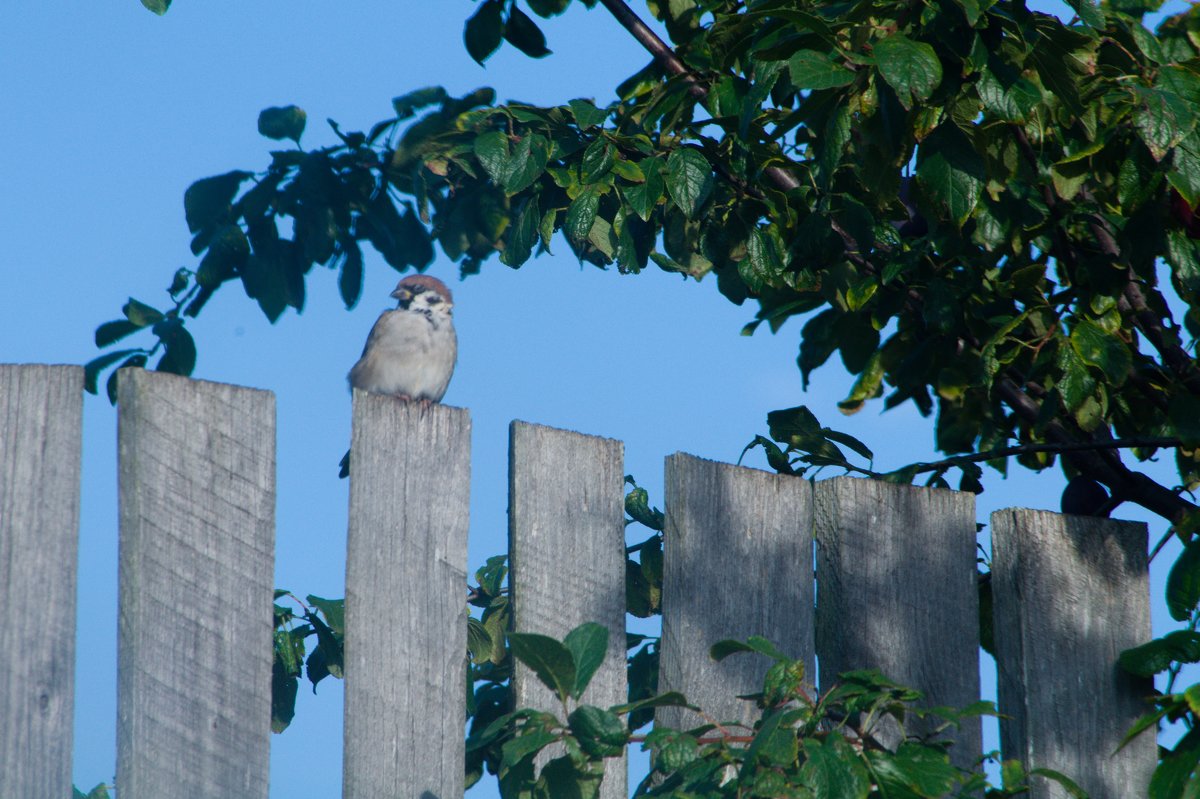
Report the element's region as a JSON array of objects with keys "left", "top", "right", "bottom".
[{"left": 121, "top": 0, "right": 1200, "bottom": 790}]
